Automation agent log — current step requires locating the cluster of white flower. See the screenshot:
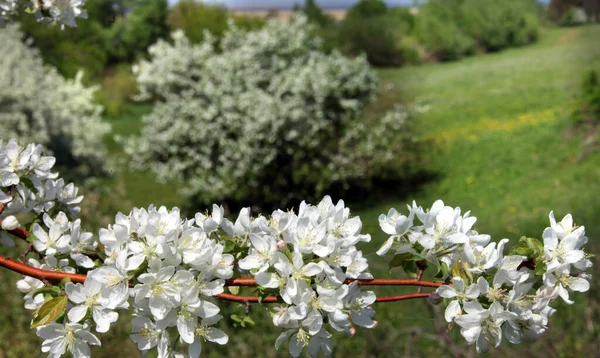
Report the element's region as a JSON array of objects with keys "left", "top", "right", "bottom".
[
  {"left": 0, "top": 0, "right": 87, "bottom": 29},
  {"left": 377, "top": 200, "right": 593, "bottom": 353},
  {"left": 0, "top": 24, "right": 109, "bottom": 178},
  {"left": 236, "top": 196, "right": 376, "bottom": 357},
  {"left": 0, "top": 140, "right": 594, "bottom": 357},
  {"left": 0, "top": 139, "right": 85, "bottom": 245},
  {"left": 126, "top": 15, "right": 379, "bottom": 206}
]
